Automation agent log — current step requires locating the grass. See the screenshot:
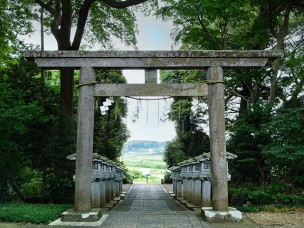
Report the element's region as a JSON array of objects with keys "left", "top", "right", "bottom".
[
  {"left": 134, "top": 177, "right": 162, "bottom": 184},
  {"left": 123, "top": 152, "right": 168, "bottom": 184},
  {"left": 0, "top": 202, "right": 71, "bottom": 224},
  {"left": 122, "top": 154, "right": 167, "bottom": 169}
]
